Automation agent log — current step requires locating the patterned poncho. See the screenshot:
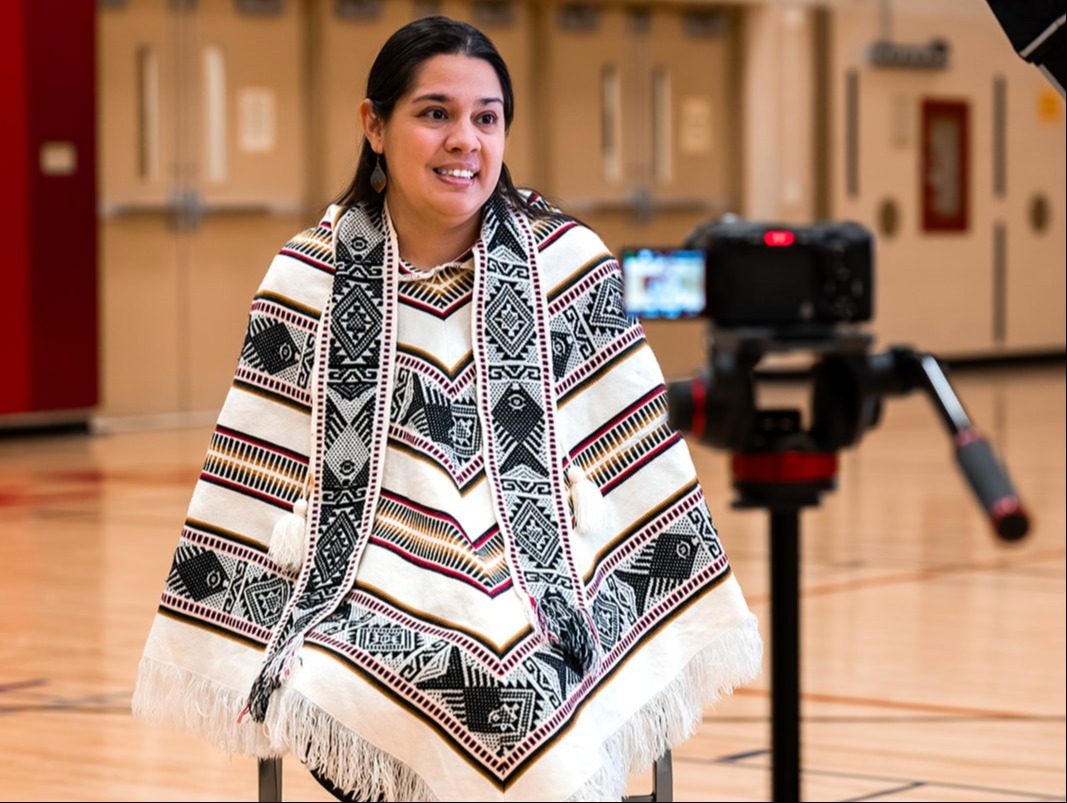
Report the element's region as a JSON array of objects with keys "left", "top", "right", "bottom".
[{"left": 133, "top": 194, "right": 762, "bottom": 802}]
